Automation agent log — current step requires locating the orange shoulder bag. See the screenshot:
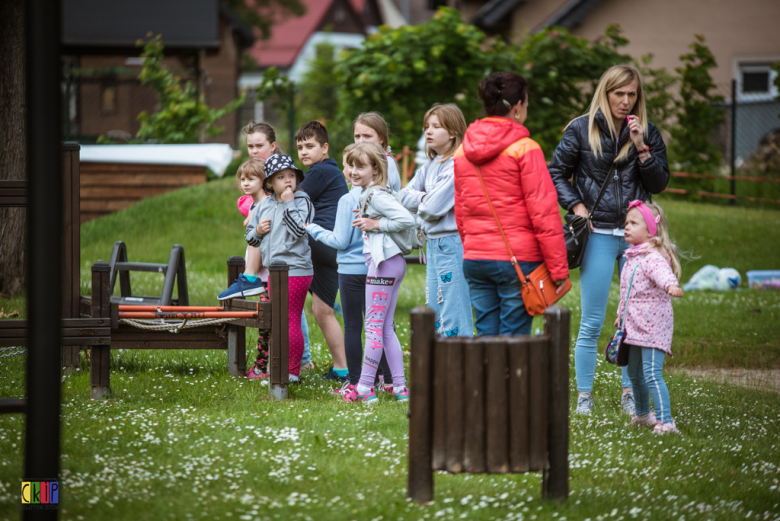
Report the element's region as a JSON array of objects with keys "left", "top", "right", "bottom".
[{"left": 475, "top": 165, "right": 571, "bottom": 316}]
